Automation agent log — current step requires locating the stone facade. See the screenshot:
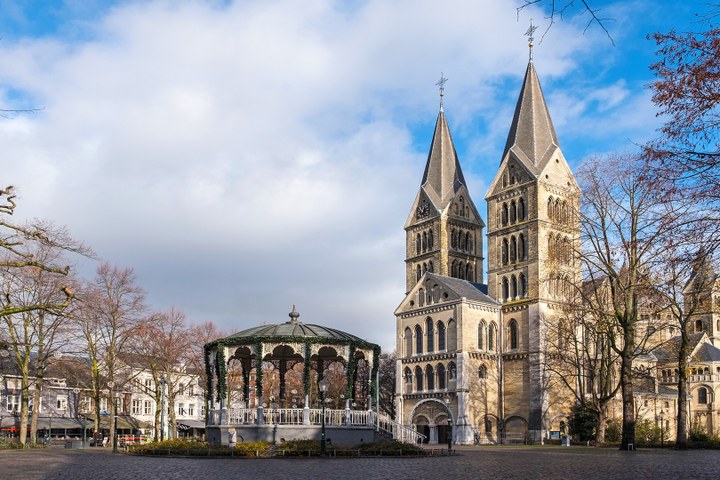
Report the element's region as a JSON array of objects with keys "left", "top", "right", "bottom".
[{"left": 395, "top": 58, "right": 720, "bottom": 445}]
